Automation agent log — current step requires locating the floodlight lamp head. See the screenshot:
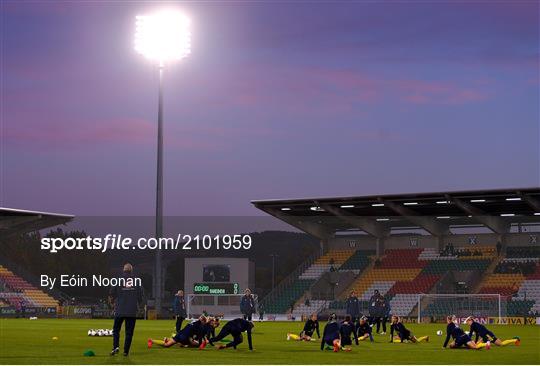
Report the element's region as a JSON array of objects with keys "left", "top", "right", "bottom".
[{"left": 134, "top": 10, "right": 191, "bottom": 65}]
